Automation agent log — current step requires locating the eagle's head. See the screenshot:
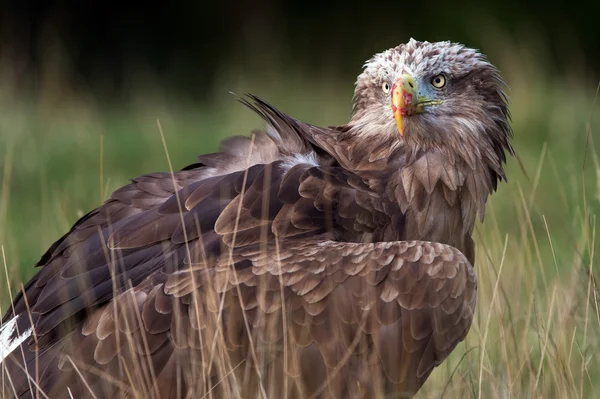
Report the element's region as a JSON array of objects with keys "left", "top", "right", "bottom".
[{"left": 349, "top": 39, "right": 513, "bottom": 161}]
